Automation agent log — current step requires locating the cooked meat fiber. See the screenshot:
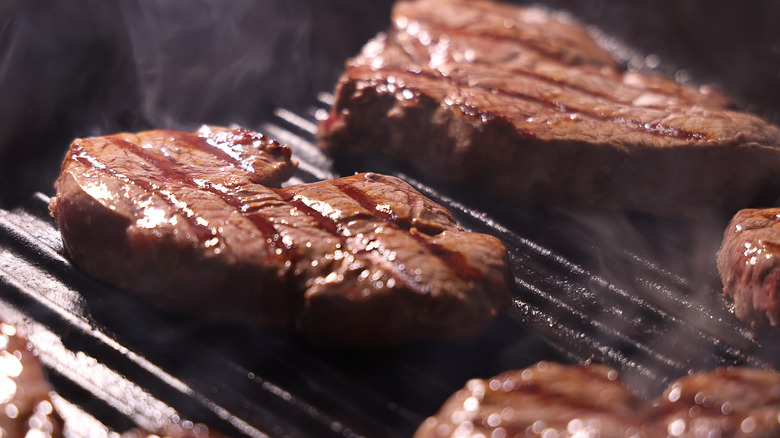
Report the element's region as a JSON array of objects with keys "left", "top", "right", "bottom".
[
  {"left": 0, "top": 320, "right": 63, "bottom": 438},
  {"left": 122, "top": 423, "right": 230, "bottom": 438},
  {"left": 316, "top": 0, "right": 780, "bottom": 217},
  {"left": 49, "top": 126, "right": 512, "bottom": 349},
  {"left": 717, "top": 208, "right": 780, "bottom": 330},
  {"left": 415, "top": 361, "right": 780, "bottom": 438}
]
